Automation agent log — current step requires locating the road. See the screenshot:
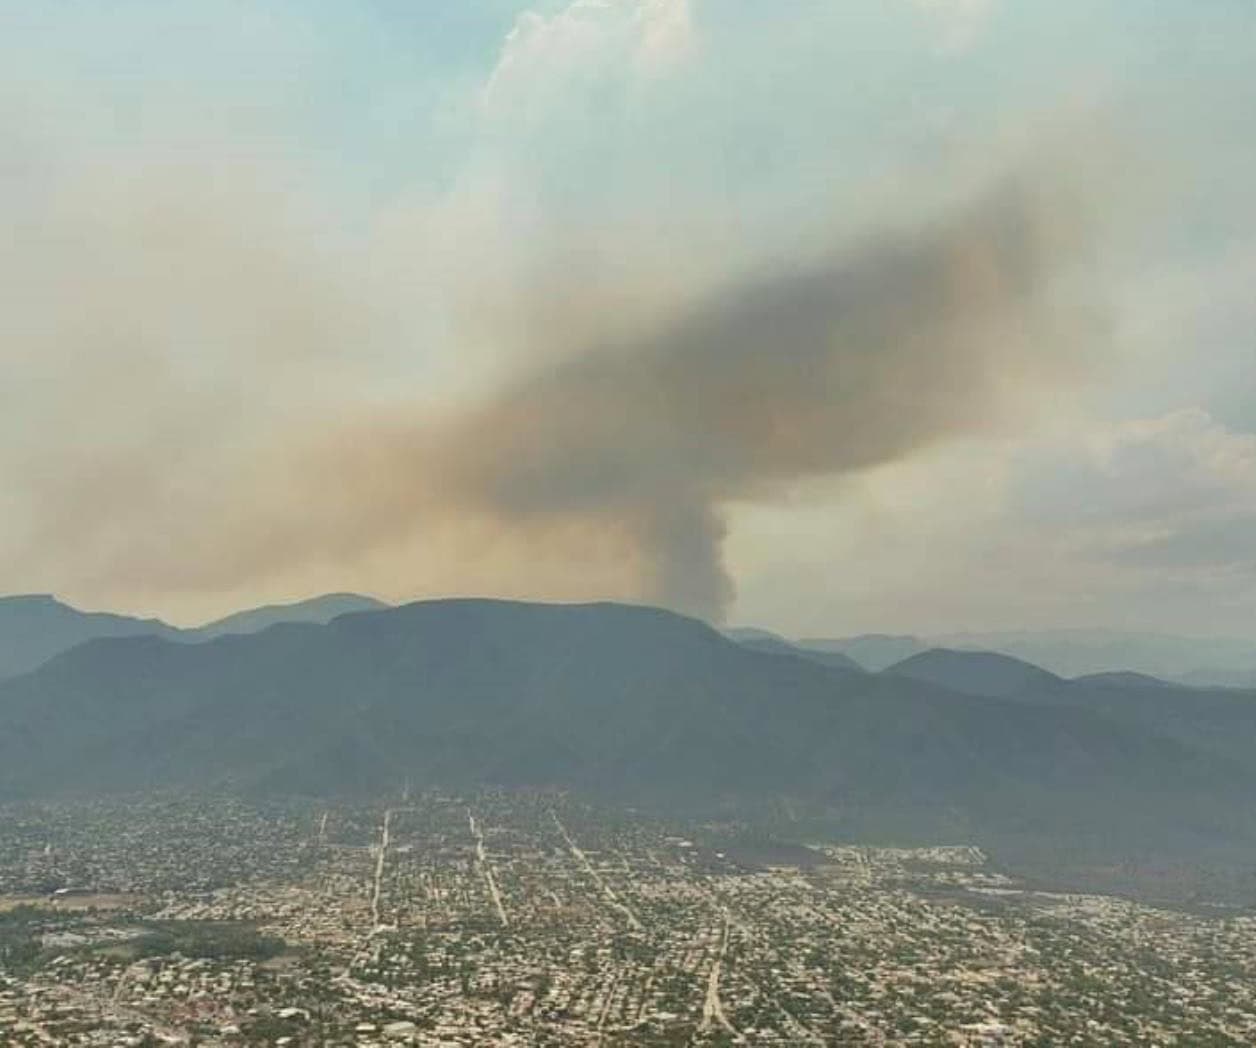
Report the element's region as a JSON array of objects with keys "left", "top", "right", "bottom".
[
  {"left": 468, "top": 810, "right": 509, "bottom": 926},
  {"left": 369, "top": 808, "right": 393, "bottom": 931},
  {"left": 697, "top": 909, "right": 742, "bottom": 1042},
  {"left": 550, "top": 811, "right": 643, "bottom": 931}
]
